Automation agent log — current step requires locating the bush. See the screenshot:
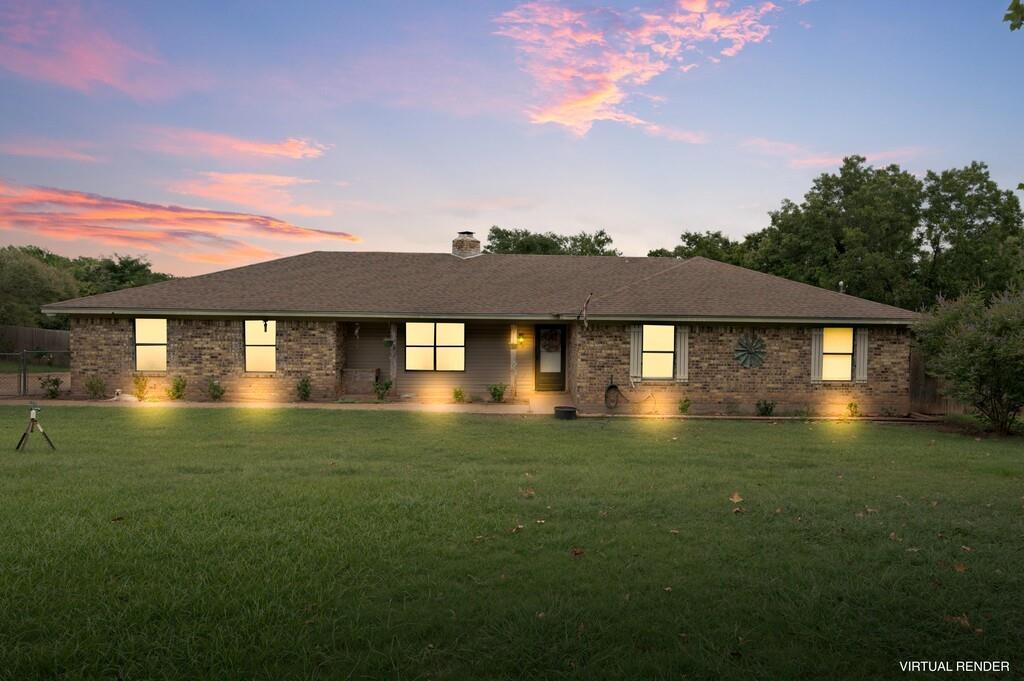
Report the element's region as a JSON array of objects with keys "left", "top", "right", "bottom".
[
  {"left": 677, "top": 397, "right": 691, "bottom": 415},
  {"left": 488, "top": 383, "right": 508, "bottom": 403},
  {"left": 166, "top": 376, "right": 187, "bottom": 400},
  {"left": 296, "top": 376, "right": 312, "bottom": 401},
  {"left": 132, "top": 375, "right": 150, "bottom": 401},
  {"left": 206, "top": 379, "right": 226, "bottom": 401},
  {"left": 84, "top": 376, "right": 107, "bottom": 399},
  {"left": 453, "top": 387, "right": 465, "bottom": 403},
  {"left": 915, "top": 290, "right": 1024, "bottom": 434},
  {"left": 372, "top": 379, "right": 392, "bottom": 401},
  {"left": 756, "top": 399, "right": 775, "bottom": 417},
  {"left": 38, "top": 375, "right": 63, "bottom": 399},
  {"left": 846, "top": 401, "right": 860, "bottom": 418}
]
